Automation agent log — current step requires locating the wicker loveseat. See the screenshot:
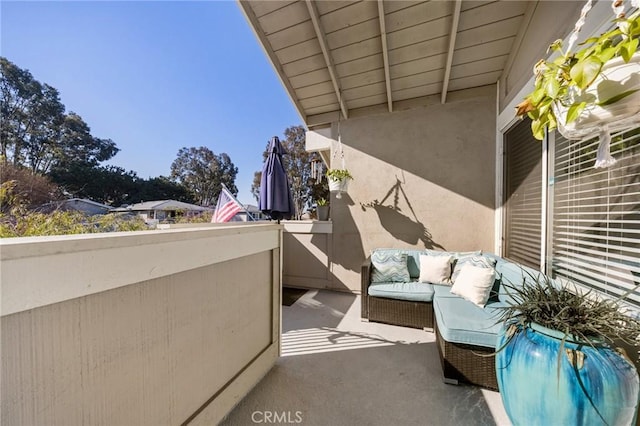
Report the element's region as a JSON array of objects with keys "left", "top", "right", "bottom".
[{"left": 361, "top": 248, "right": 540, "bottom": 391}]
